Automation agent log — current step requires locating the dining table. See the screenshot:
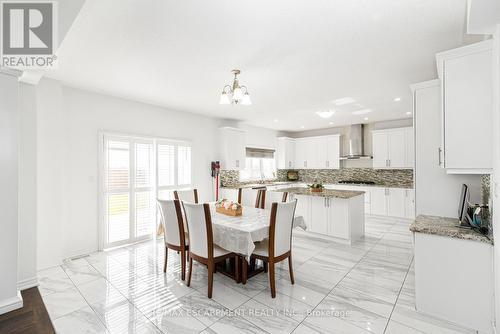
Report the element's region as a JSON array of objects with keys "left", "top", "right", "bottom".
[{"left": 208, "top": 203, "right": 306, "bottom": 283}]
